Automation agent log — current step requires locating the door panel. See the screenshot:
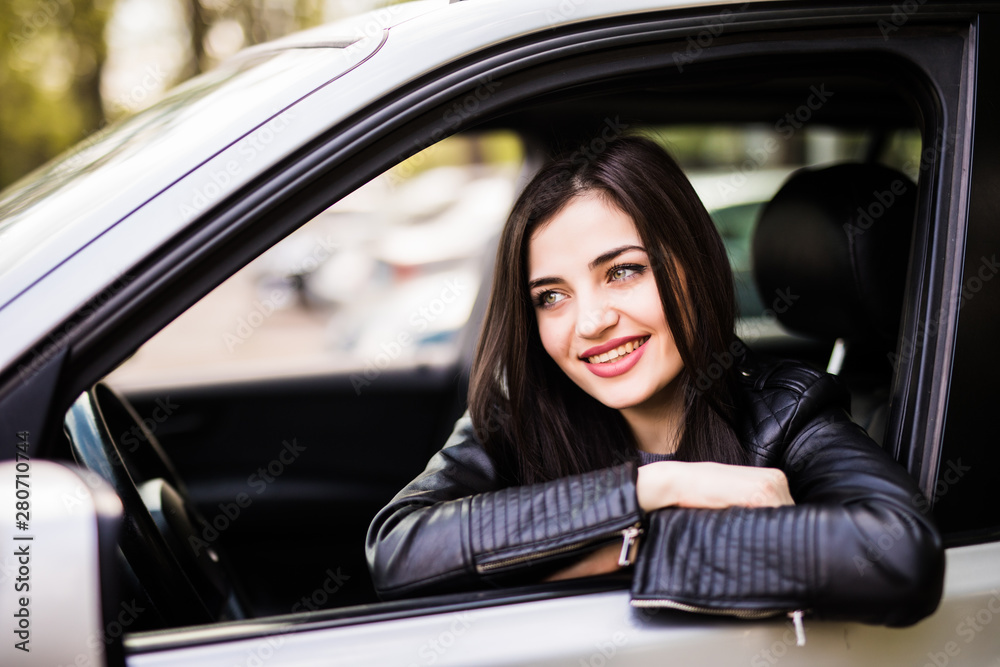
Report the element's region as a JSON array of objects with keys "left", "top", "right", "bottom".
[{"left": 124, "top": 367, "right": 468, "bottom": 614}]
